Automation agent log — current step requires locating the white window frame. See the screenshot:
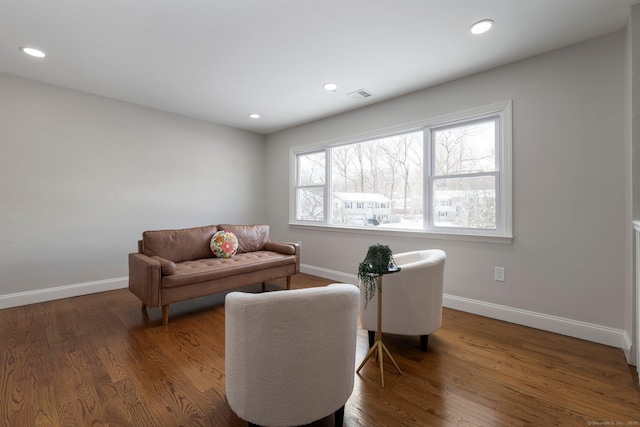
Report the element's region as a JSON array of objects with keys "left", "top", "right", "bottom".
[
  {"left": 289, "top": 101, "right": 513, "bottom": 243},
  {"left": 426, "top": 113, "right": 507, "bottom": 236},
  {"left": 293, "top": 149, "right": 329, "bottom": 222}
]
